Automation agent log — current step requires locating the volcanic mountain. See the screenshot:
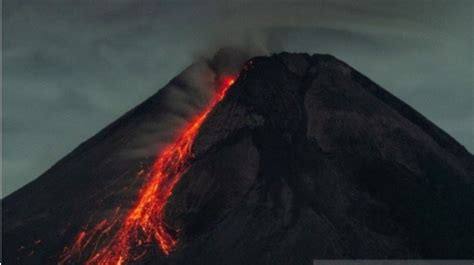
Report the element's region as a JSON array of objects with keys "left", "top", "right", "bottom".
[{"left": 2, "top": 53, "right": 473, "bottom": 265}]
